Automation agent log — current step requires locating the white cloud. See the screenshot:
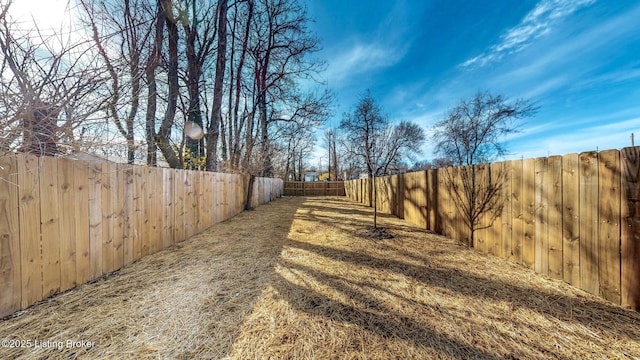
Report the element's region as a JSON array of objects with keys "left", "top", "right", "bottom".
[
  {"left": 461, "top": 0, "right": 595, "bottom": 69},
  {"left": 324, "top": 41, "right": 407, "bottom": 84}
]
